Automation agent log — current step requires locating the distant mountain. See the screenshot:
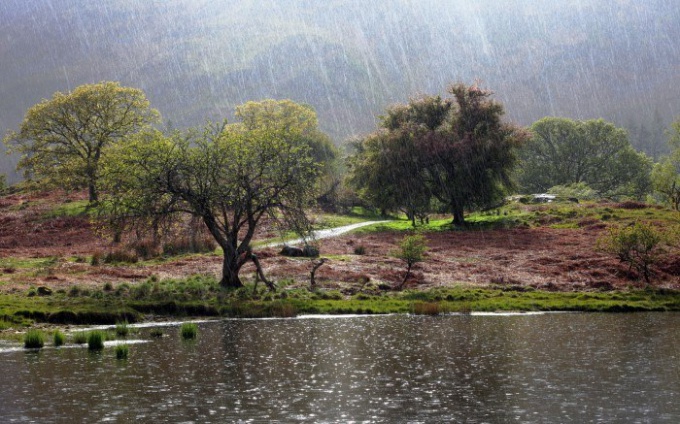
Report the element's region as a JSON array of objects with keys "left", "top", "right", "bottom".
[{"left": 2, "top": 0, "right": 680, "bottom": 181}]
